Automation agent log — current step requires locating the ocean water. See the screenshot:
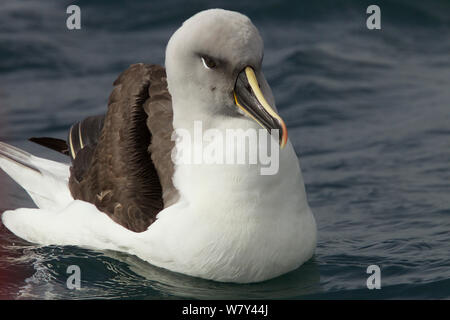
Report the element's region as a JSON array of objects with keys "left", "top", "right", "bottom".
[{"left": 0, "top": 0, "right": 449, "bottom": 299}]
